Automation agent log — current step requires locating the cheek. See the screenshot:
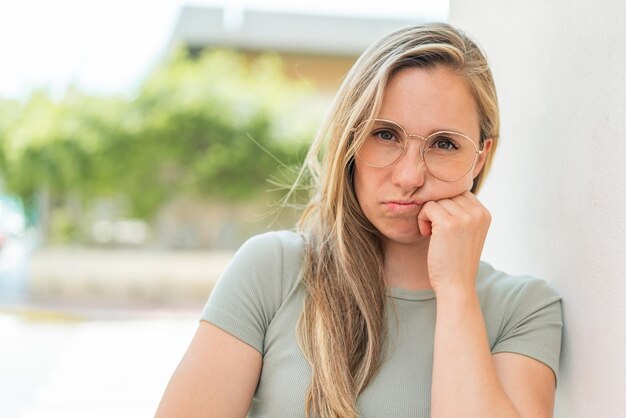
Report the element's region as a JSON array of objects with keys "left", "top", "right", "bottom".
[
  {"left": 418, "top": 175, "right": 474, "bottom": 202},
  {"left": 353, "top": 166, "right": 368, "bottom": 206},
  {"left": 353, "top": 164, "right": 379, "bottom": 215},
  {"left": 439, "top": 172, "right": 475, "bottom": 195},
  {"left": 459, "top": 174, "right": 475, "bottom": 193}
]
